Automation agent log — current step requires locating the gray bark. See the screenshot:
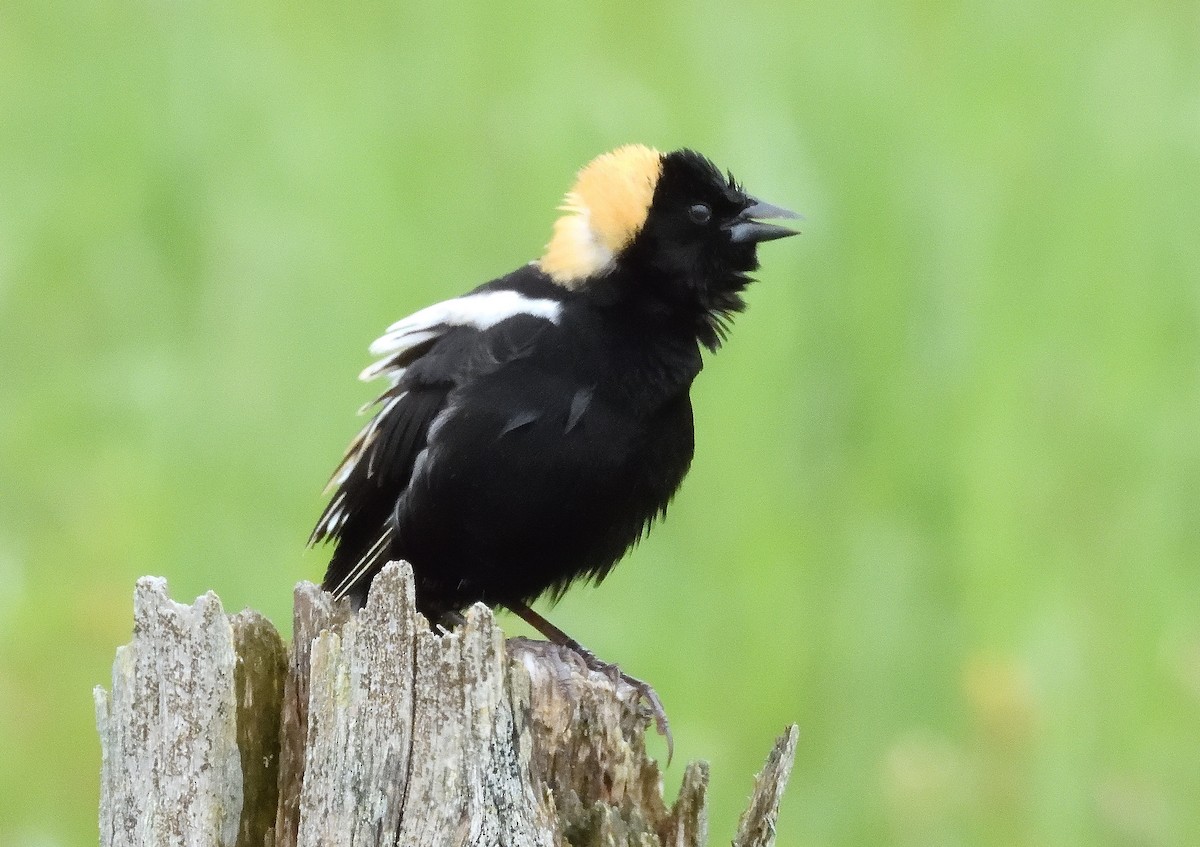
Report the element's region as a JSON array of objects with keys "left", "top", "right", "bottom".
[{"left": 96, "top": 562, "right": 796, "bottom": 847}]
